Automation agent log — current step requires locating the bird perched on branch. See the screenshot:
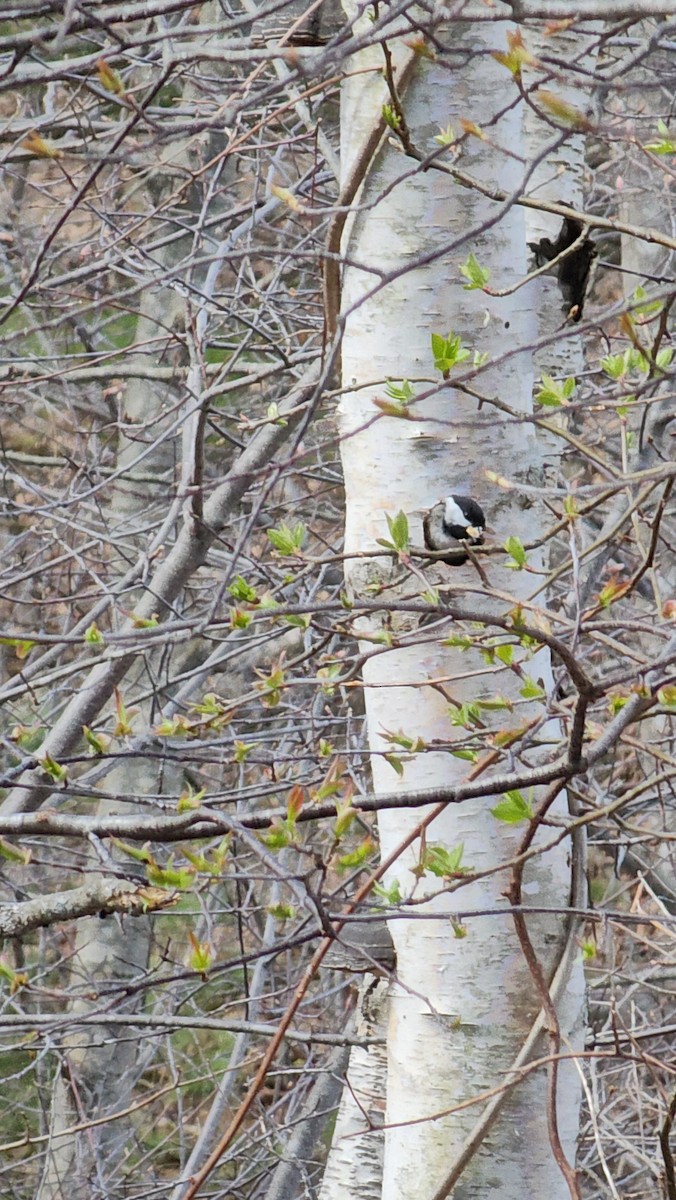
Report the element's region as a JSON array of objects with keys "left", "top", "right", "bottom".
[
  {"left": 528, "top": 207, "right": 597, "bottom": 322},
  {"left": 423, "top": 495, "right": 486, "bottom": 565}
]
